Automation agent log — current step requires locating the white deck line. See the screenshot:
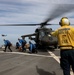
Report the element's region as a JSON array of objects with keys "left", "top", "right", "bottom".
[
  {"left": 48, "top": 50, "right": 74, "bottom": 75},
  {"left": 0, "top": 51, "right": 52, "bottom": 58}
]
